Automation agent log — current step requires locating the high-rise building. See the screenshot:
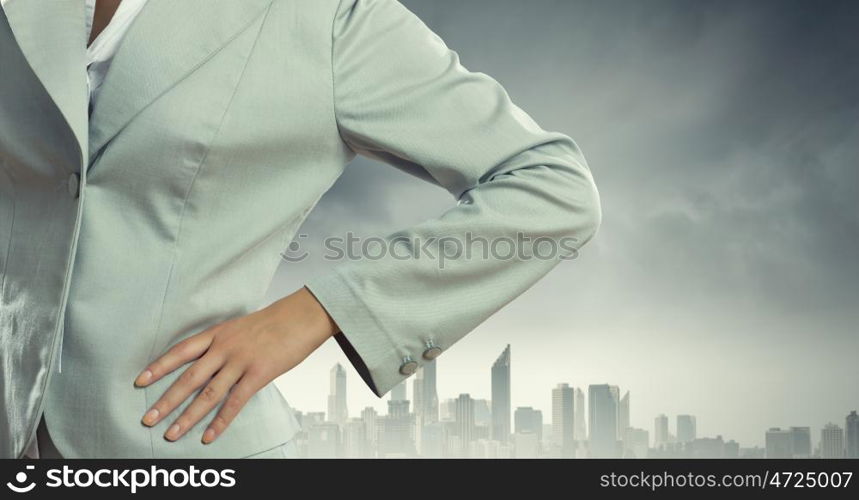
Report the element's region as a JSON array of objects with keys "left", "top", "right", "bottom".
[
  {"left": 473, "top": 399, "right": 492, "bottom": 428},
  {"left": 327, "top": 363, "right": 348, "bottom": 427},
  {"left": 574, "top": 388, "right": 587, "bottom": 441},
  {"left": 413, "top": 360, "right": 439, "bottom": 424},
  {"left": 676, "top": 415, "right": 697, "bottom": 444},
  {"left": 765, "top": 428, "right": 794, "bottom": 458},
  {"left": 618, "top": 390, "right": 630, "bottom": 437},
  {"left": 589, "top": 384, "right": 619, "bottom": 458},
  {"left": 514, "top": 406, "right": 543, "bottom": 443},
  {"left": 654, "top": 414, "right": 670, "bottom": 448},
  {"left": 552, "top": 383, "right": 576, "bottom": 457},
  {"left": 390, "top": 380, "right": 407, "bottom": 402},
  {"left": 789, "top": 427, "right": 812, "bottom": 458},
  {"left": 623, "top": 427, "right": 649, "bottom": 458},
  {"left": 820, "top": 423, "right": 844, "bottom": 458},
  {"left": 455, "top": 393, "right": 476, "bottom": 456},
  {"left": 343, "top": 418, "right": 369, "bottom": 458},
  {"left": 440, "top": 399, "right": 456, "bottom": 422},
  {"left": 491, "top": 344, "right": 511, "bottom": 443},
  {"left": 846, "top": 411, "right": 859, "bottom": 459},
  {"left": 379, "top": 399, "right": 413, "bottom": 457},
  {"left": 360, "top": 407, "right": 378, "bottom": 452}
]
